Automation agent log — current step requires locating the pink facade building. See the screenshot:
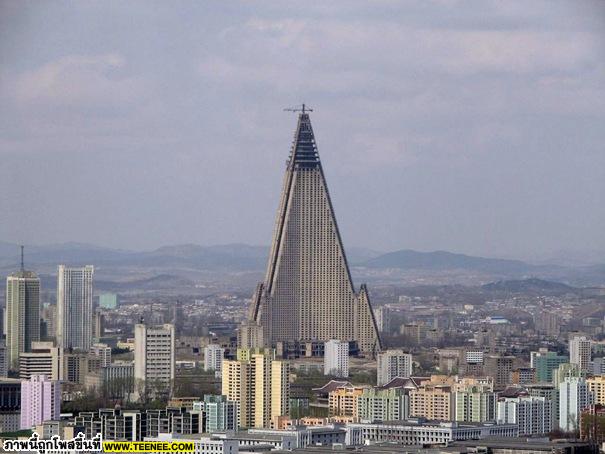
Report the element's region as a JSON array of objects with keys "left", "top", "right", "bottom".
[{"left": 20, "top": 375, "right": 60, "bottom": 429}]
